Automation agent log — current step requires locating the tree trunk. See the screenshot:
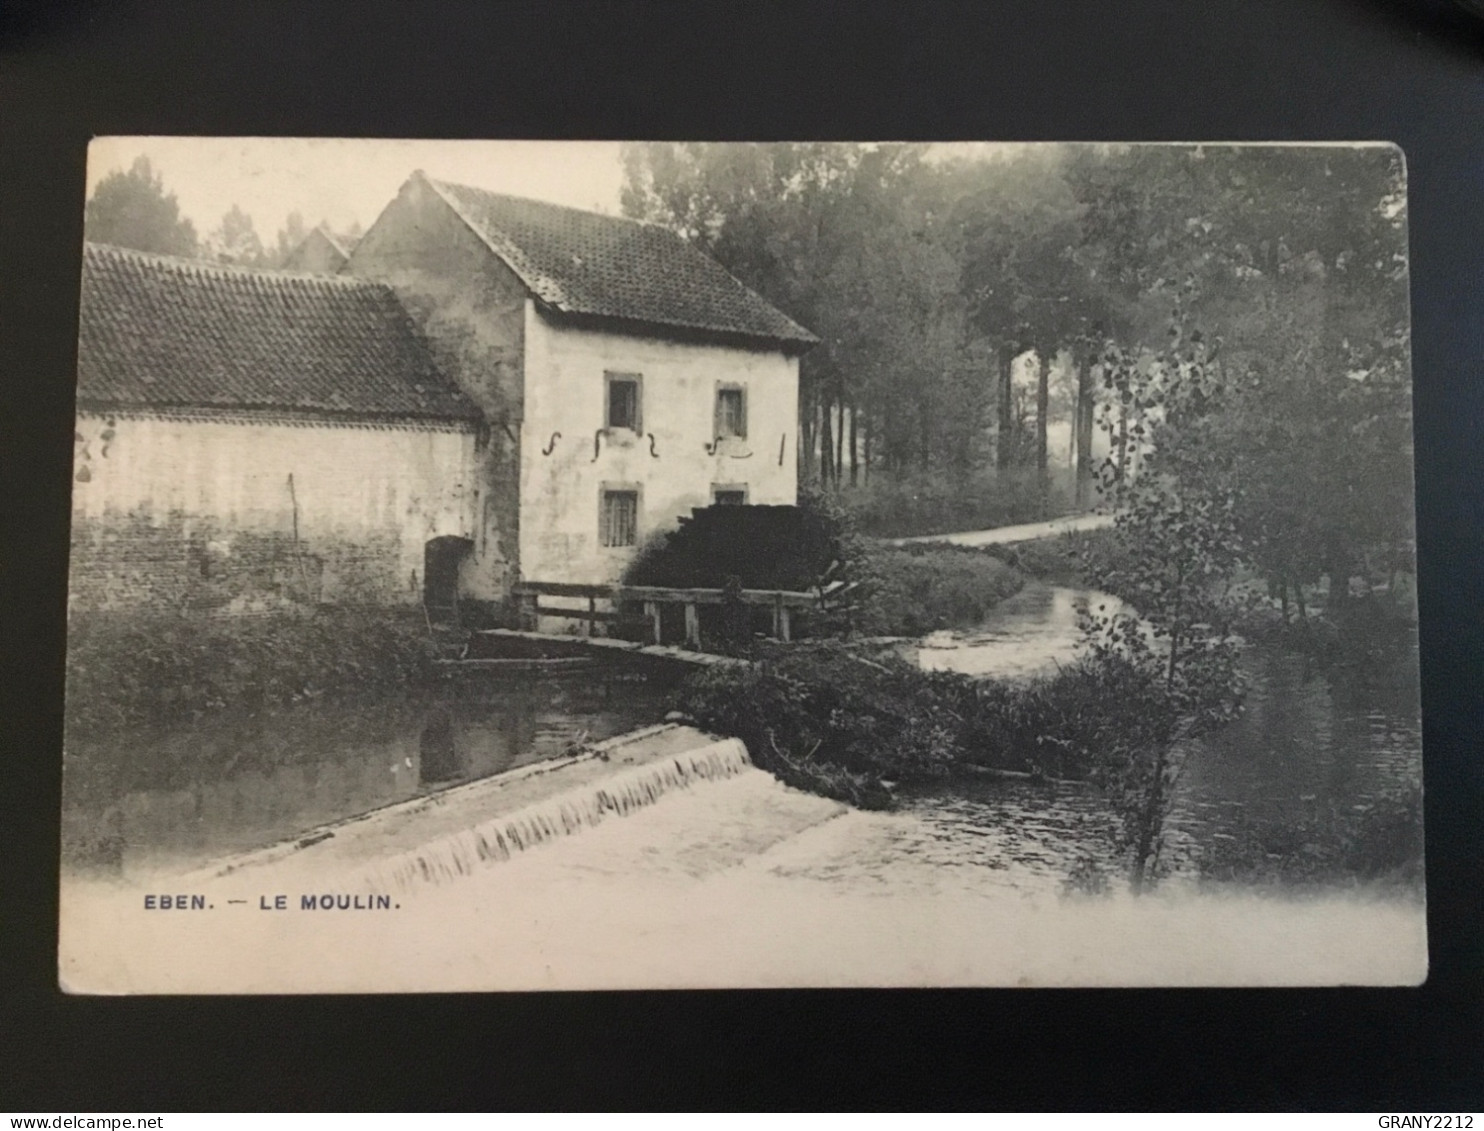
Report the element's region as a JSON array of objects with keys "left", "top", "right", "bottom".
[
  {"left": 996, "top": 344, "right": 1015, "bottom": 471},
  {"left": 819, "top": 398, "right": 835, "bottom": 486},
  {"left": 862, "top": 411, "right": 872, "bottom": 485},
  {"left": 848, "top": 399, "right": 859, "bottom": 486},
  {"left": 1131, "top": 753, "right": 1167, "bottom": 895},
  {"left": 799, "top": 381, "right": 816, "bottom": 482},
  {"left": 1035, "top": 348, "right": 1050, "bottom": 515},
  {"left": 1075, "top": 348, "right": 1095, "bottom": 507},
  {"left": 1116, "top": 409, "right": 1129, "bottom": 485},
  {"left": 835, "top": 399, "right": 846, "bottom": 484}
]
